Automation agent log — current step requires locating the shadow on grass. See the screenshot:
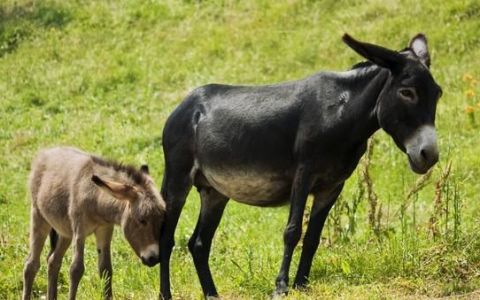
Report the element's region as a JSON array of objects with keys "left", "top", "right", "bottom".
[{"left": 0, "top": 2, "right": 70, "bottom": 57}]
